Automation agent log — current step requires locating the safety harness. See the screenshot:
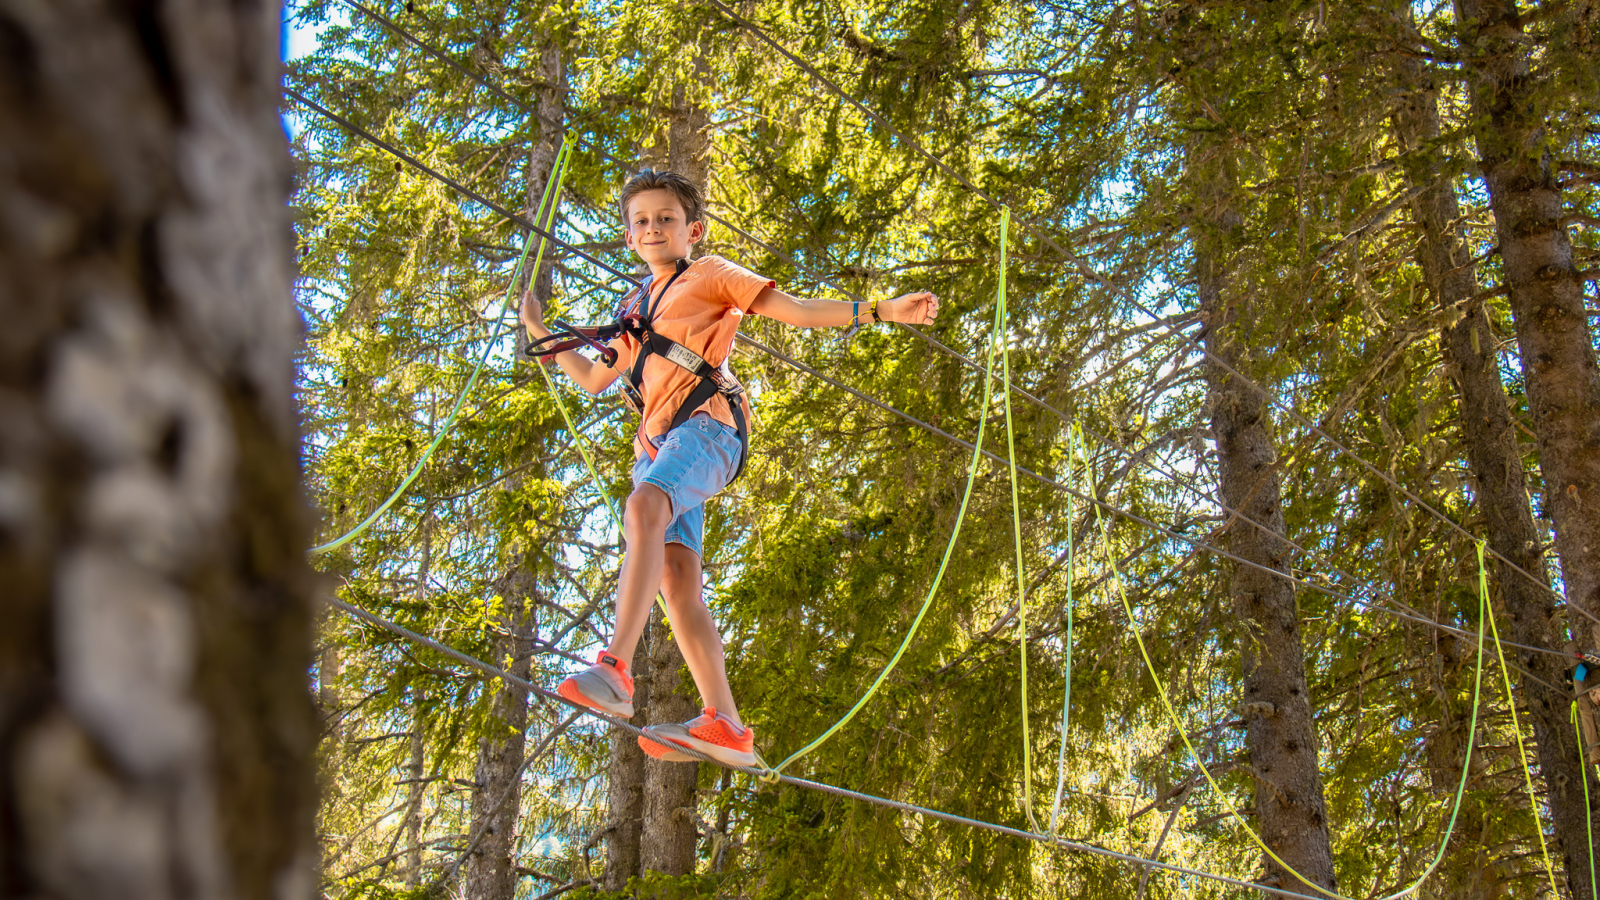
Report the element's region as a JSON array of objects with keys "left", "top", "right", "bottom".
[{"left": 524, "top": 258, "right": 751, "bottom": 482}]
